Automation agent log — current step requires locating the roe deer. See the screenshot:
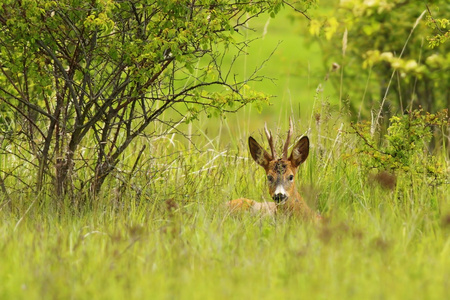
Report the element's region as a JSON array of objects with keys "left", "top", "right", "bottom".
[{"left": 227, "top": 119, "right": 320, "bottom": 221}]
